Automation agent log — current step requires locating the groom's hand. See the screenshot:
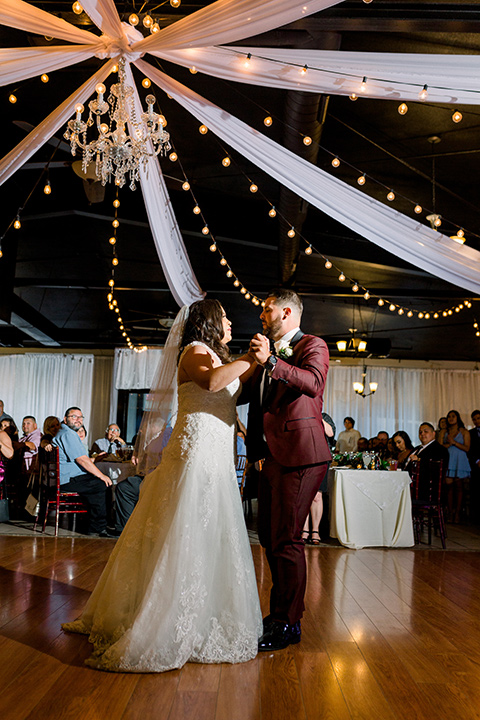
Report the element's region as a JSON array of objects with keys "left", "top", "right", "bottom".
[{"left": 249, "top": 334, "right": 271, "bottom": 365}]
